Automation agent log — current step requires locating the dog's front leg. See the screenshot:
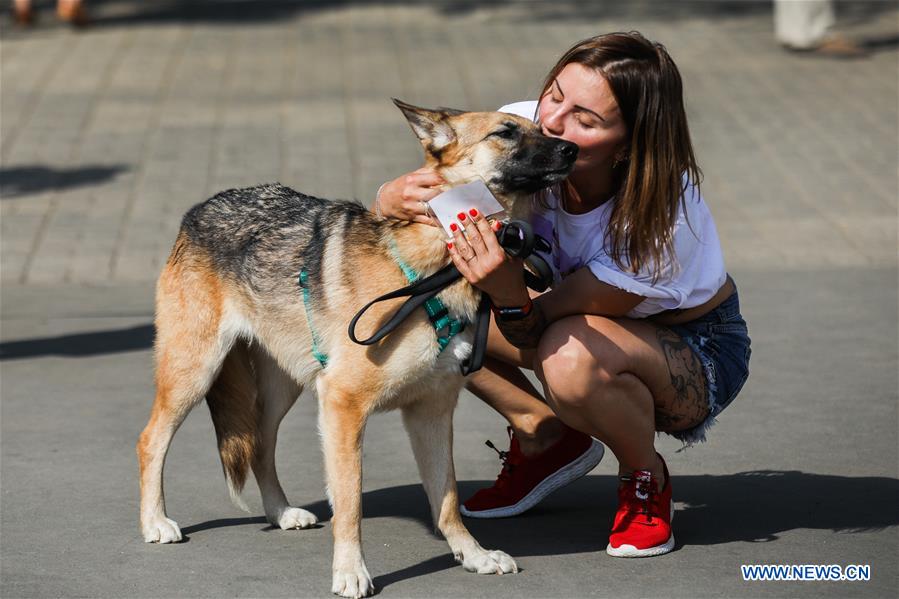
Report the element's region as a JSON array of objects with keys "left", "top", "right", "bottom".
[
  {"left": 317, "top": 380, "right": 374, "bottom": 599},
  {"left": 401, "top": 398, "right": 518, "bottom": 575}
]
